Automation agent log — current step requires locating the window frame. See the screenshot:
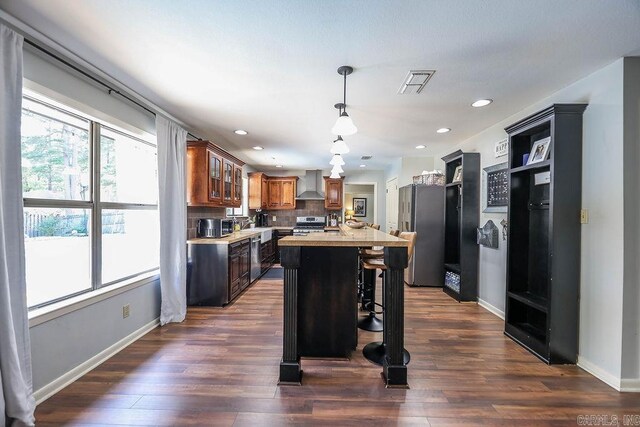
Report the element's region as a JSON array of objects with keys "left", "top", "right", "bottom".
[{"left": 22, "top": 94, "right": 159, "bottom": 309}]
